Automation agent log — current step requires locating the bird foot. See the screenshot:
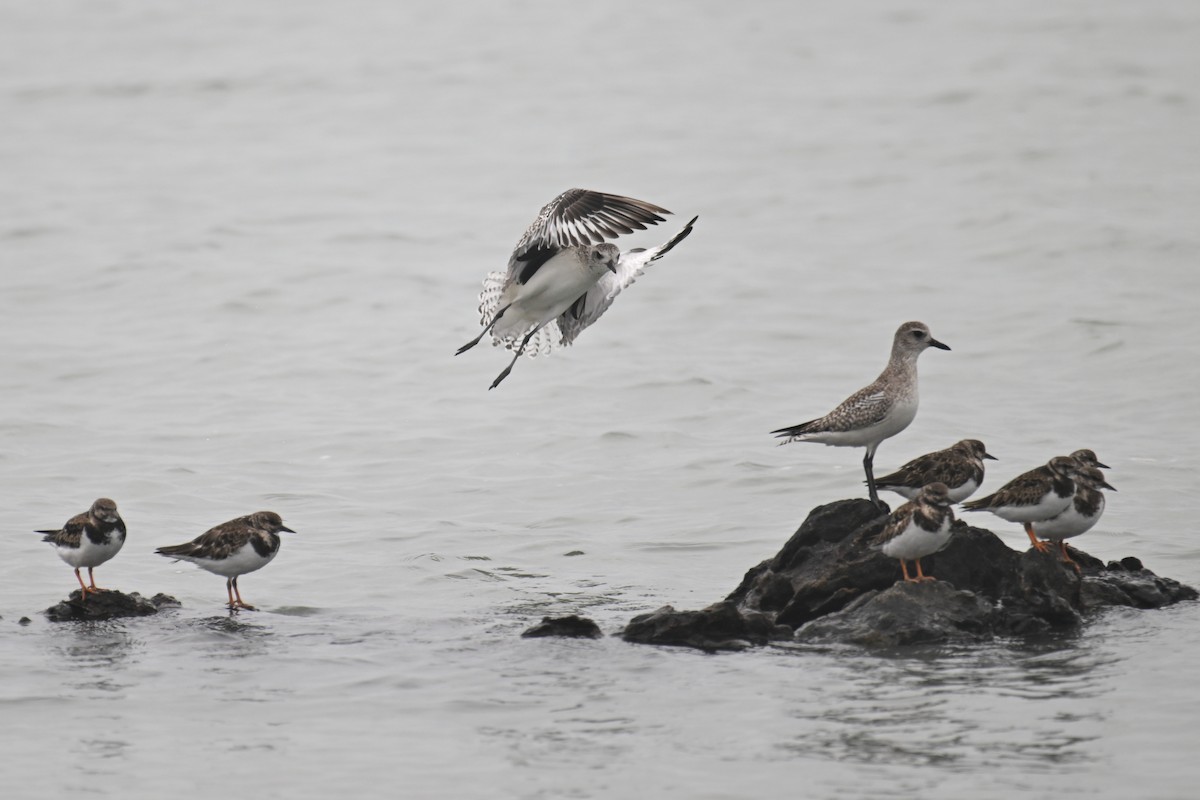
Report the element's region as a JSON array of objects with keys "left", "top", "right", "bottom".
[
  {"left": 227, "top": 601, "right": 257, "bottom": 612},
  {"left": 489, "top": 368, "right": 513, "bottom": 390},
  {"left": 1030, "top": 540, "right": 1054, "bottom": 554}
]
